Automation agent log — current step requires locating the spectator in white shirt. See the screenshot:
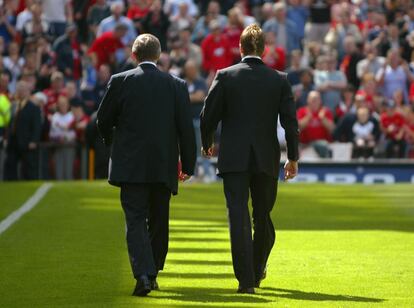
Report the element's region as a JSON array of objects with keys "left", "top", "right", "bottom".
[{"left": 49, "top": 95, "right": 76, "bottom": 180}]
